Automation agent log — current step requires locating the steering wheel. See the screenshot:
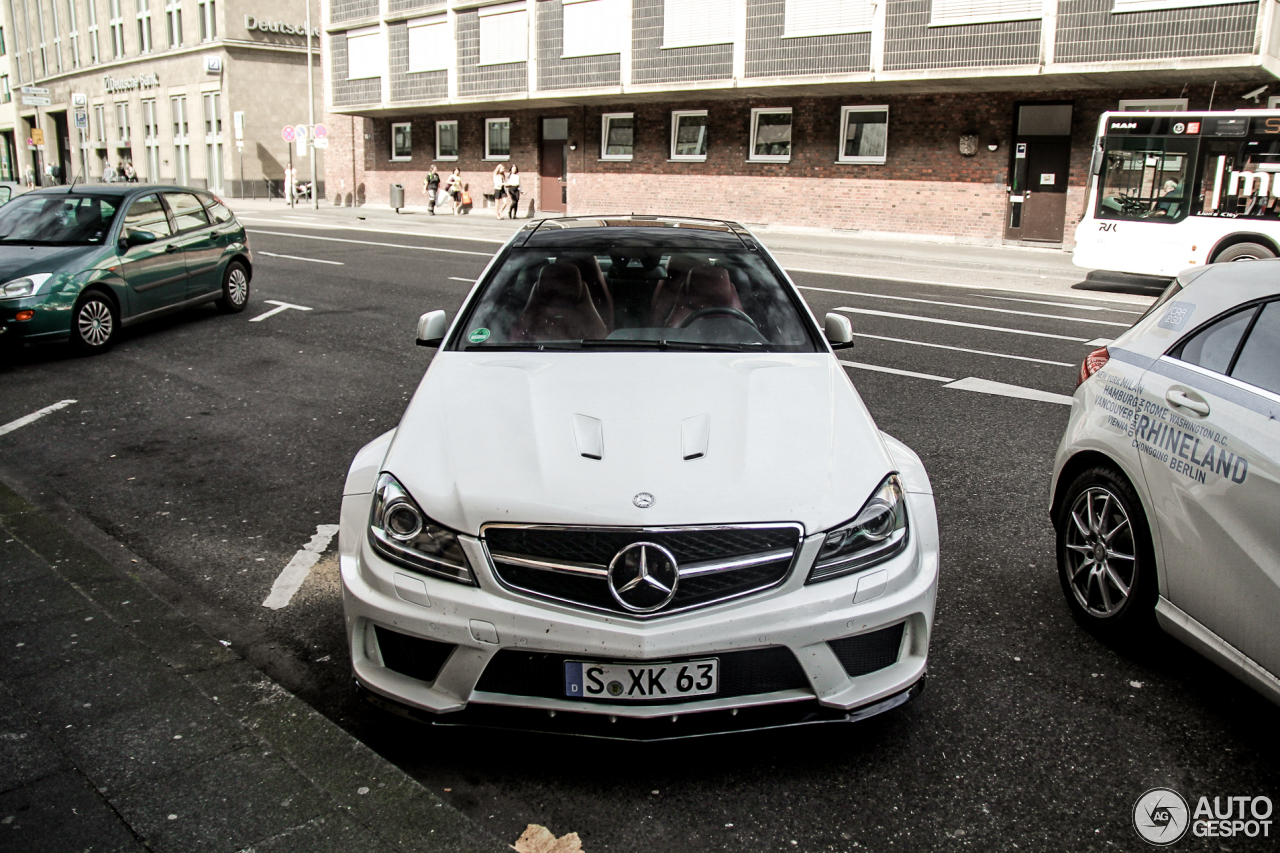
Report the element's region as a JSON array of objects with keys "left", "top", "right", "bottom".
[{"left": 677, "top": 307, "right": 758, "bottom": 329}]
